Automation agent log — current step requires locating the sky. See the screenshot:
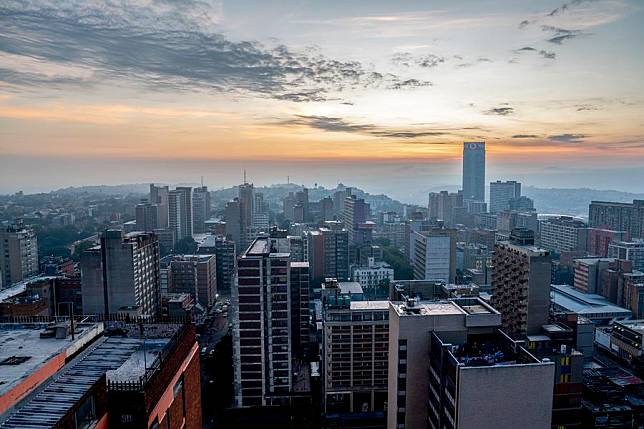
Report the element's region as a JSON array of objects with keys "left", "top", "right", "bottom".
[{"left": 0, "top": 0, "right": 643, "bottom": 201}]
